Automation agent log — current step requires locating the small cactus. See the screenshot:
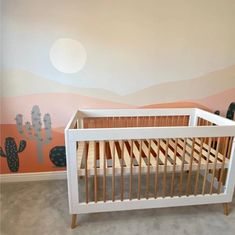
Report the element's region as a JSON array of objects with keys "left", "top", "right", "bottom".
[
  {"left": 0, "top": 137, "right": 26, "bottom": 172},
  {"left": 49, "top": 146, "right": 66, "bottom": 167}
]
